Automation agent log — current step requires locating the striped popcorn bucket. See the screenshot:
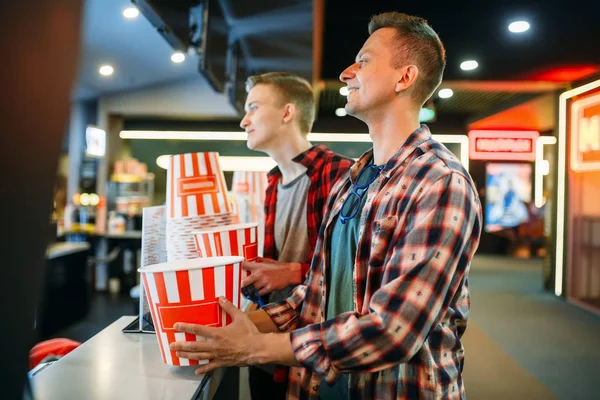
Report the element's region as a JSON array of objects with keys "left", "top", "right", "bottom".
[
  {"left": 166, "top": 213, "right": 240, "bottom": 261},
  {"left": 231, "top": 171, "right": 267, "bottom": 223},
  {"left": 166, "top": 152, "right": 231, "bottom": 219},
  {"left": 193, "top": 223, "right": 259, "bottom": 277},
  {"left": 138, "top": 256, "right": 244, "bottom": 366}
]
